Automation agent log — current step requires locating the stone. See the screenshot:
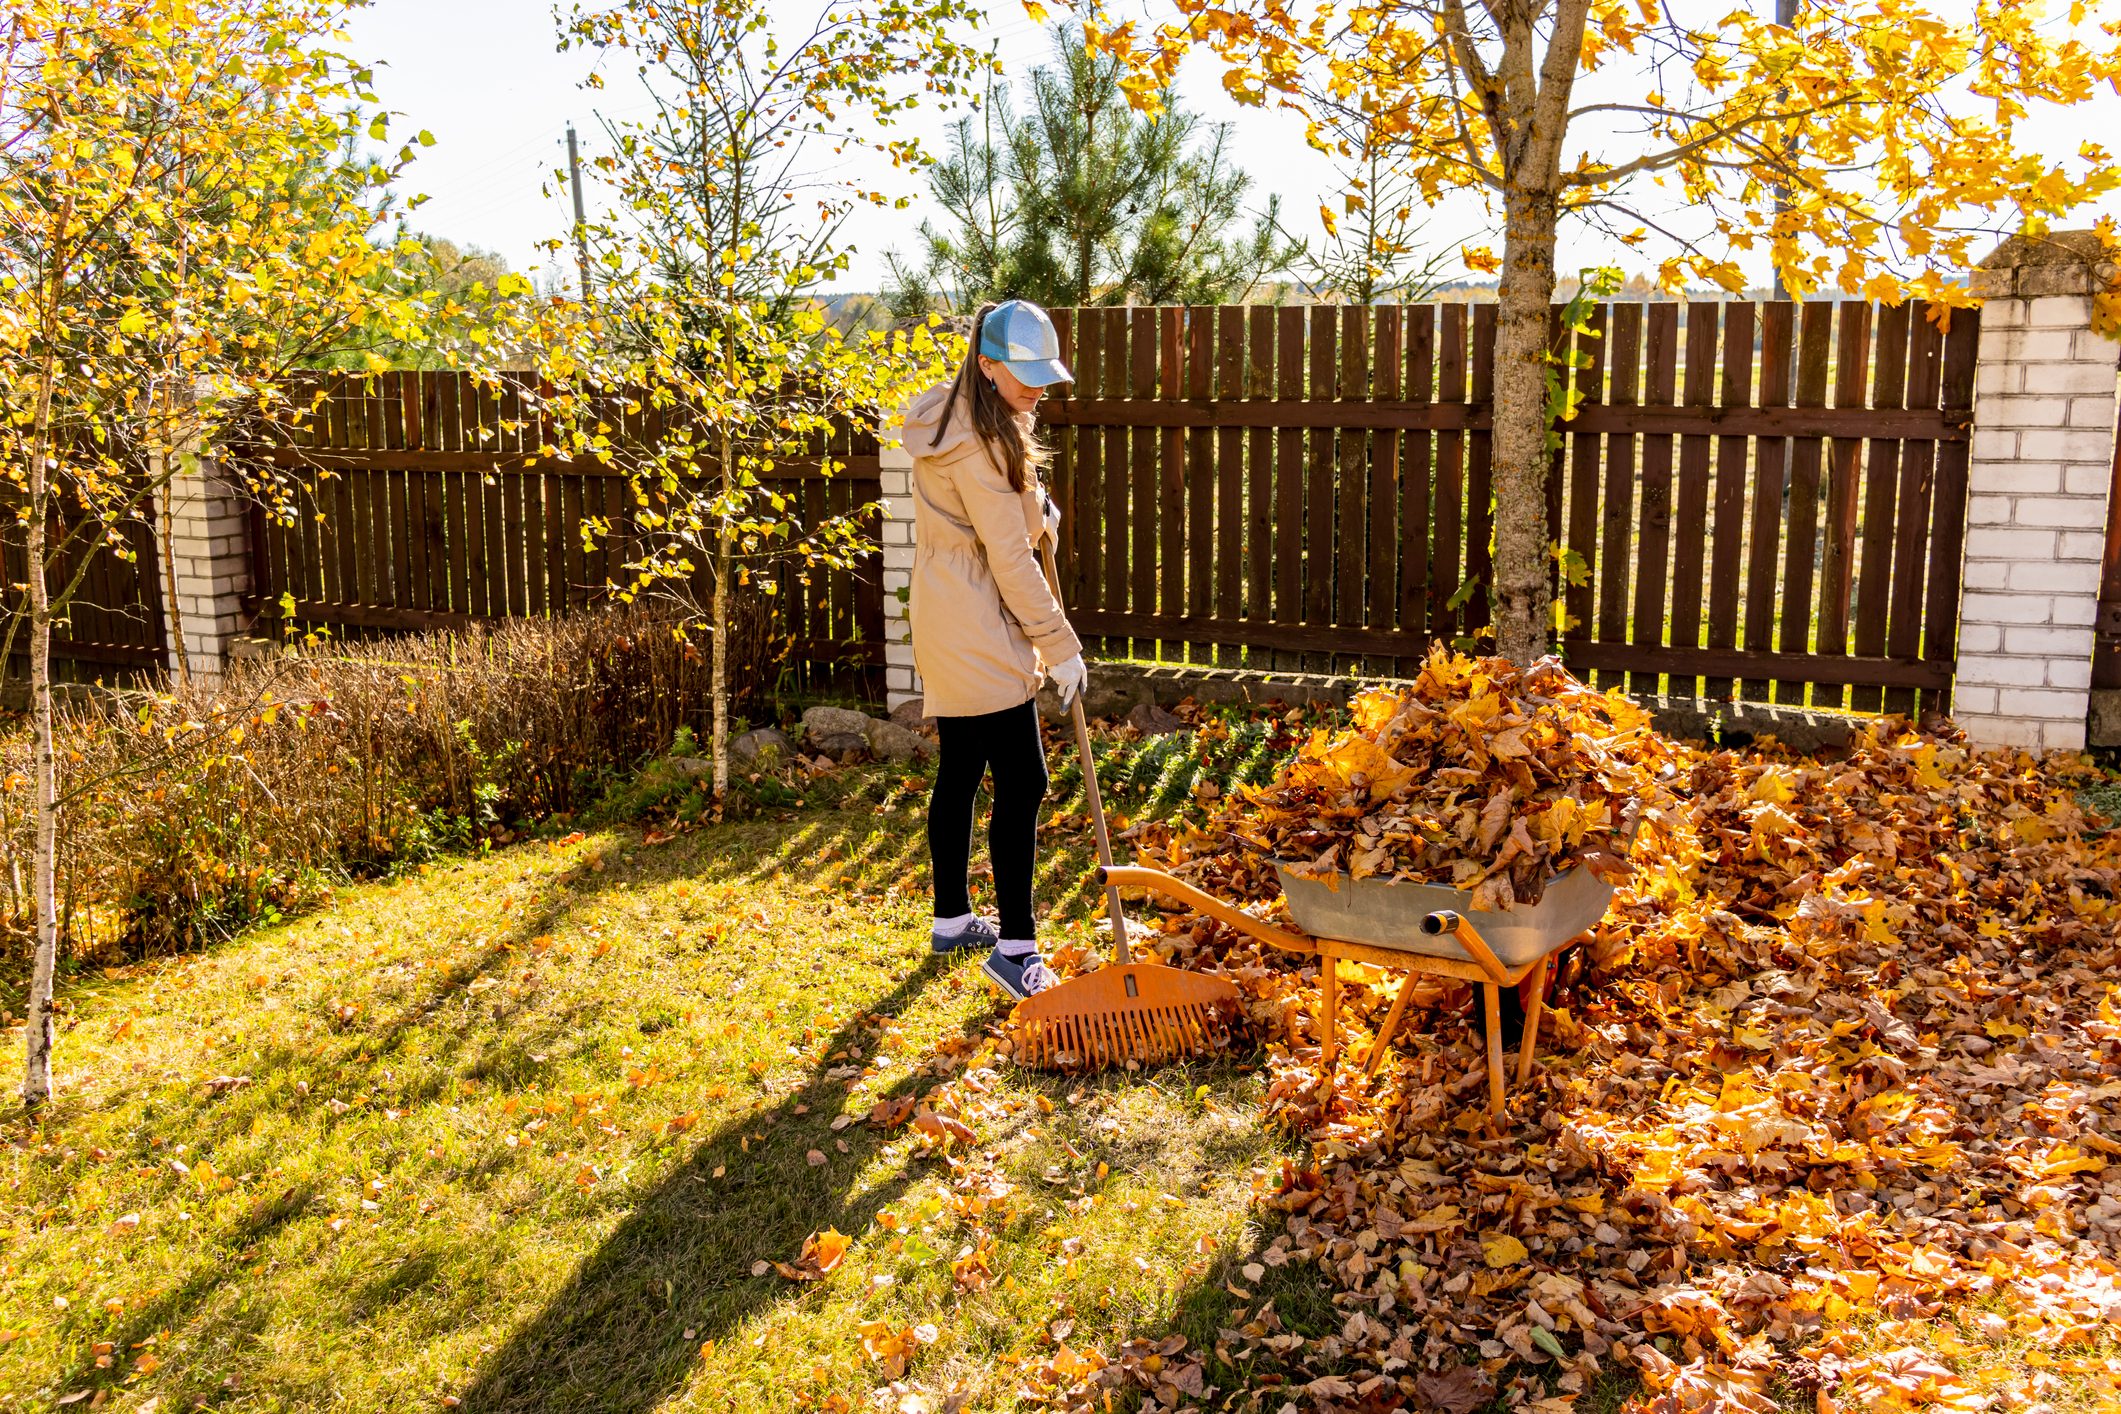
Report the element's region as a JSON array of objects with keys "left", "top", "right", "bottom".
[
  {"left": 810, "top": 731, "right": 868, "bottom": 758},
  {"left": 865, "top": 718, "right": 931, "bottom": 761},
  {"left": 802, "top": 704, "right": 874, "bottom": 741},
  {"left": 888, "top": 698, "right": 937, "bottom": 733},
  {"left": 2089, "top": 689, "right": 2121, "bottom": 748},
  {"left": 730, "top": 728, "right": 789, "bottom": 766},
  {"left": 666, "top": 754, "right": 715, "bottom": 779},
  {"left": 1125, "top": 702, "right": 1186, "bottom": 736}
]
